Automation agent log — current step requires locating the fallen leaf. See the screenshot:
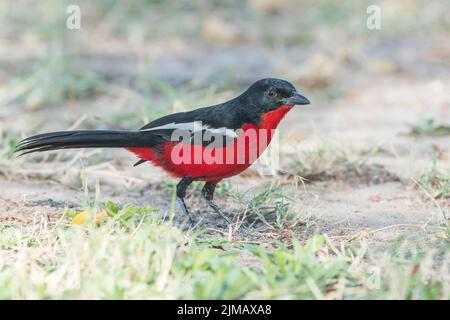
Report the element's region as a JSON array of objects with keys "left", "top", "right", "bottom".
[
  {"left": 70, "top": 209, "right": 109, "bottom": 225},
  {"left": 71, "top": 211, "right": 88, "bottom": 225},
  {"left": 94, "top": 210, "right": 109, "bottom": 225}
]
